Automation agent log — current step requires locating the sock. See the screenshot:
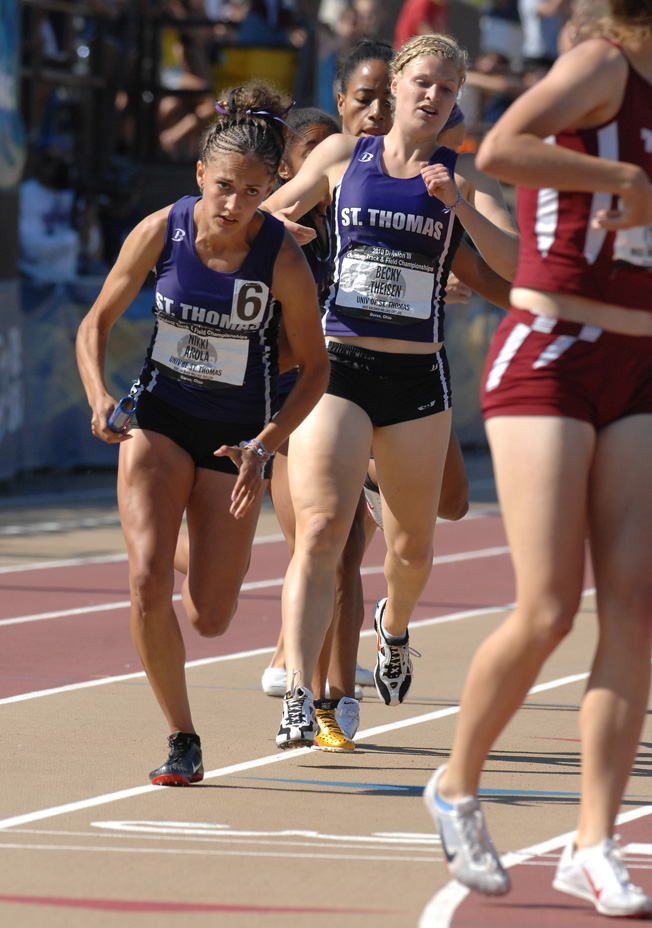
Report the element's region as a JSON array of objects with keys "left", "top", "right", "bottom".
[
  {"left": 381, "top": 612, "right": 408, "bottom": 645},
  {"left": 314, "top": 698, "right": 338, "bottom": 711},
  {"left": 434, "top": 788, "right": 454, "bottom": 811},
  {"left": 174, "top": 731, "right": 201, "bottom": 747}
]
